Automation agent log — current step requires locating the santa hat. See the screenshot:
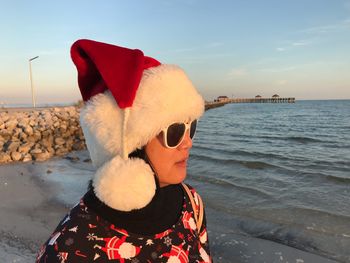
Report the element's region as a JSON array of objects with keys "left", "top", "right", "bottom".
[{"left": 71, "top": 39, "right": 204, "bottom": 211}]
